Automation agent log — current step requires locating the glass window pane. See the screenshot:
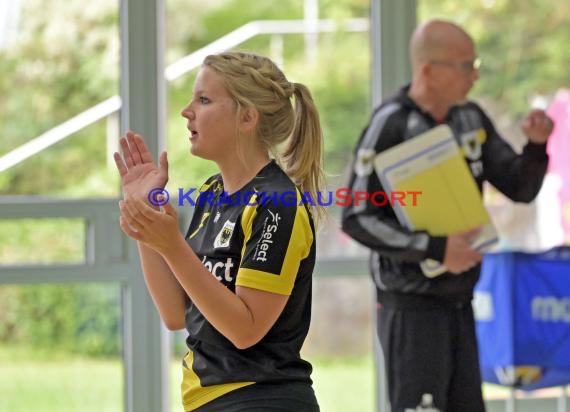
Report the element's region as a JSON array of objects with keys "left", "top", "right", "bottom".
[
  {"left": 0, "top": 283, "right": 123, "bottom": 411},
  {"left": 308, "top": 276, "right": 375, "bottom": 412},
  {"left": 0, "top": 0, "right": 120, "bottom": 198},
  {"left": 170, "top": 330, "right": 188, "bottom": 412},
  {"left": 0, "top": 218, "right": 85, "bottom": 265}
]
